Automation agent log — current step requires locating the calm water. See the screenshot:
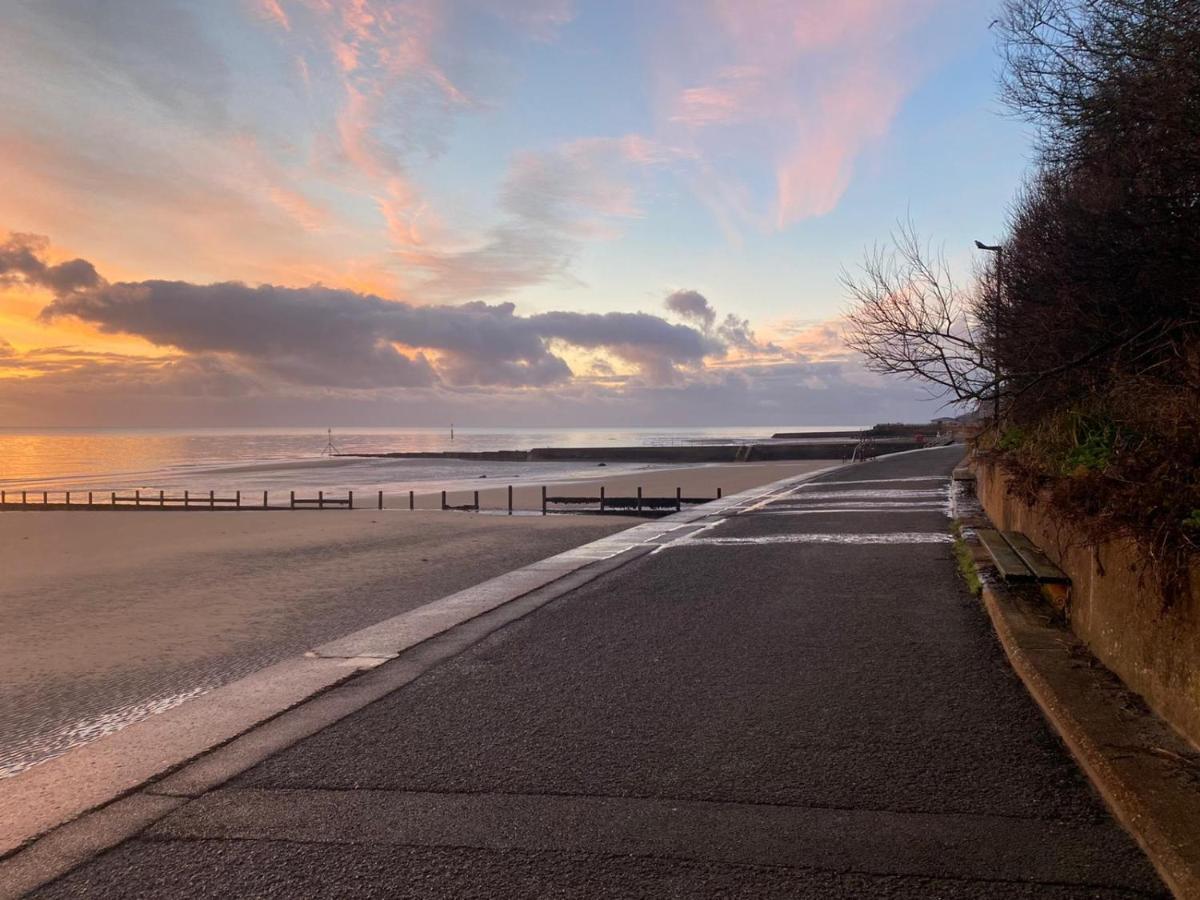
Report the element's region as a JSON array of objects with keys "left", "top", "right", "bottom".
[{"left": 0, "top": 426, "right": 862, "bottom": 495}]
